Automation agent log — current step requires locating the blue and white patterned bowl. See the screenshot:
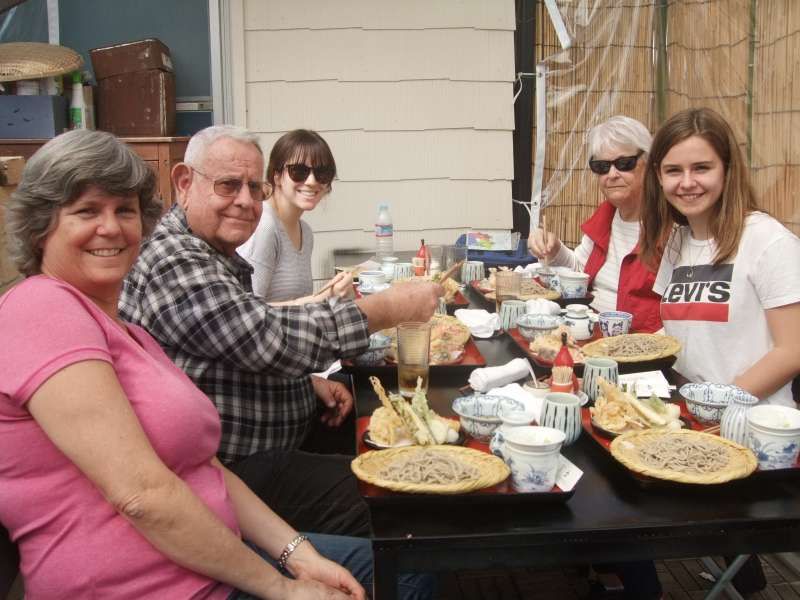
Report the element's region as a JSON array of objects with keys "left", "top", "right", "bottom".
[
  {"left": 352, "top": 332, "right": 392, "bottom": 366},
  {"left": 515, "top": 313, "right": 564, "bottom": 341},
  {"left": 451, "top": 394, "right": 527, "bottom": 442},
  {"left": 679, "top": 382, "right": 745, "bottom": 424},
  {"left": 746, "top": 404, "right": 800, "bottom": 470}
]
